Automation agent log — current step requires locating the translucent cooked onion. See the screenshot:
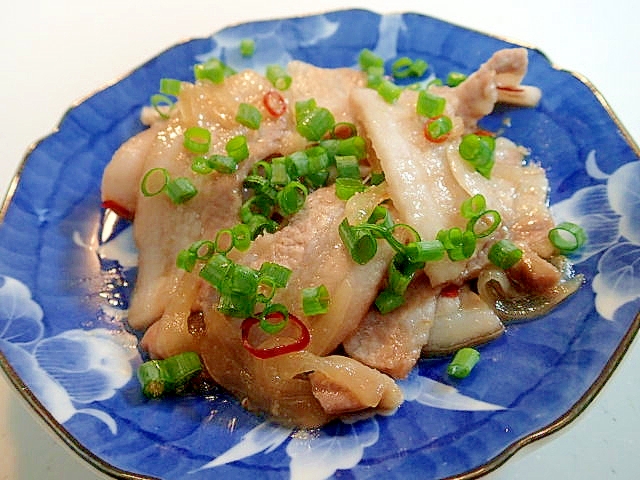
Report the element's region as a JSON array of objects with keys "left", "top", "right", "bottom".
[{"left": 478, "top": 266, "right": 584, "bottom": 322}]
